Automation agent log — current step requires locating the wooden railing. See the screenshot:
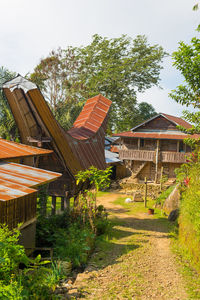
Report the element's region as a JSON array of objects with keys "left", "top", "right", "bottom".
[
  {"left": 119, "top": 149, "right": 190, "bottom": 163},
  {"left": 119, "top": 150, "right": 155, "bottom": 161},
  {"left": 161, "top": 152, "right": 189, "bottom": 163}
]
